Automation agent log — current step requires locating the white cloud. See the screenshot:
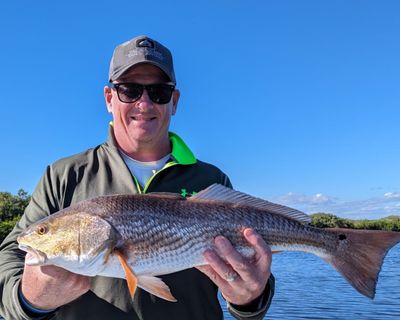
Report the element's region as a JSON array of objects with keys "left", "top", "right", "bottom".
[
  {"left": 384, "top": 192, "right": 400, "bottom": 199},
  {"left": 272, "top": 191, "right": 400, "bottom": 220},
  {"left": 278, "top": 192, "right": 334, "bottom": 205}
]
